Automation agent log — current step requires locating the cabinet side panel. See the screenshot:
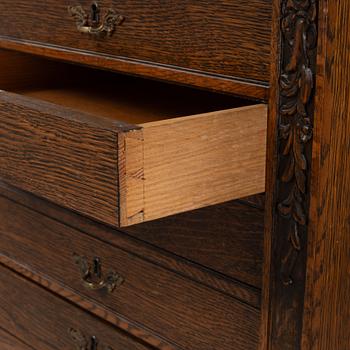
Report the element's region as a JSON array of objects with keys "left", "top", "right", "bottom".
[
  {"left": 303, "top": 1, "right": 350, "bottom": 349},
  {"left": 261, "top": 1, "right": 319, "bottom": 349}
]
